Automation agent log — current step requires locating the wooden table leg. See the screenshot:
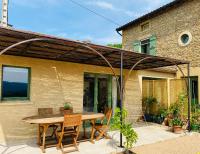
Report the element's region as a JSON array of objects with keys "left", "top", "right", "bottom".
[
  {"left": 90, "top": 119, "right": 95, "bottom": 144},
  {"left": 82, "top": 121, "right": 88, "bottom": 139},
  {"left": 40, "top": 124, "right": 49, "bottom": 153},
  {"left": 38, "top": 125, "right": 41, "bottom": 145}
]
